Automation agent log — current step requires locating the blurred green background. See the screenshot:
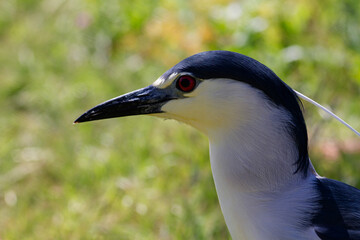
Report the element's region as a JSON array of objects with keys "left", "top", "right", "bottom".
[{"left": 1, "top": 0, "right": 360, "bottom": 239}]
